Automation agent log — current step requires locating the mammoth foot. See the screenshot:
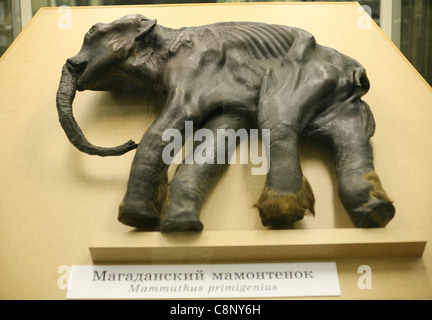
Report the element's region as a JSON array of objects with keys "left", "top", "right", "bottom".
[
  {"left": 348, "top": 199, "right": 395, "bottom": 228},
  {"left": 160, "top": 210, "right": 204, "bottom": 233},
  {"left": 118, "top": 199, "right": 160, "bottom": 229},
  {"left": 255, "top": 178, "right": 315, "bottom": 228},
  {"left": 340, "top": 170, "right": 395, "bottom": 228}
]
